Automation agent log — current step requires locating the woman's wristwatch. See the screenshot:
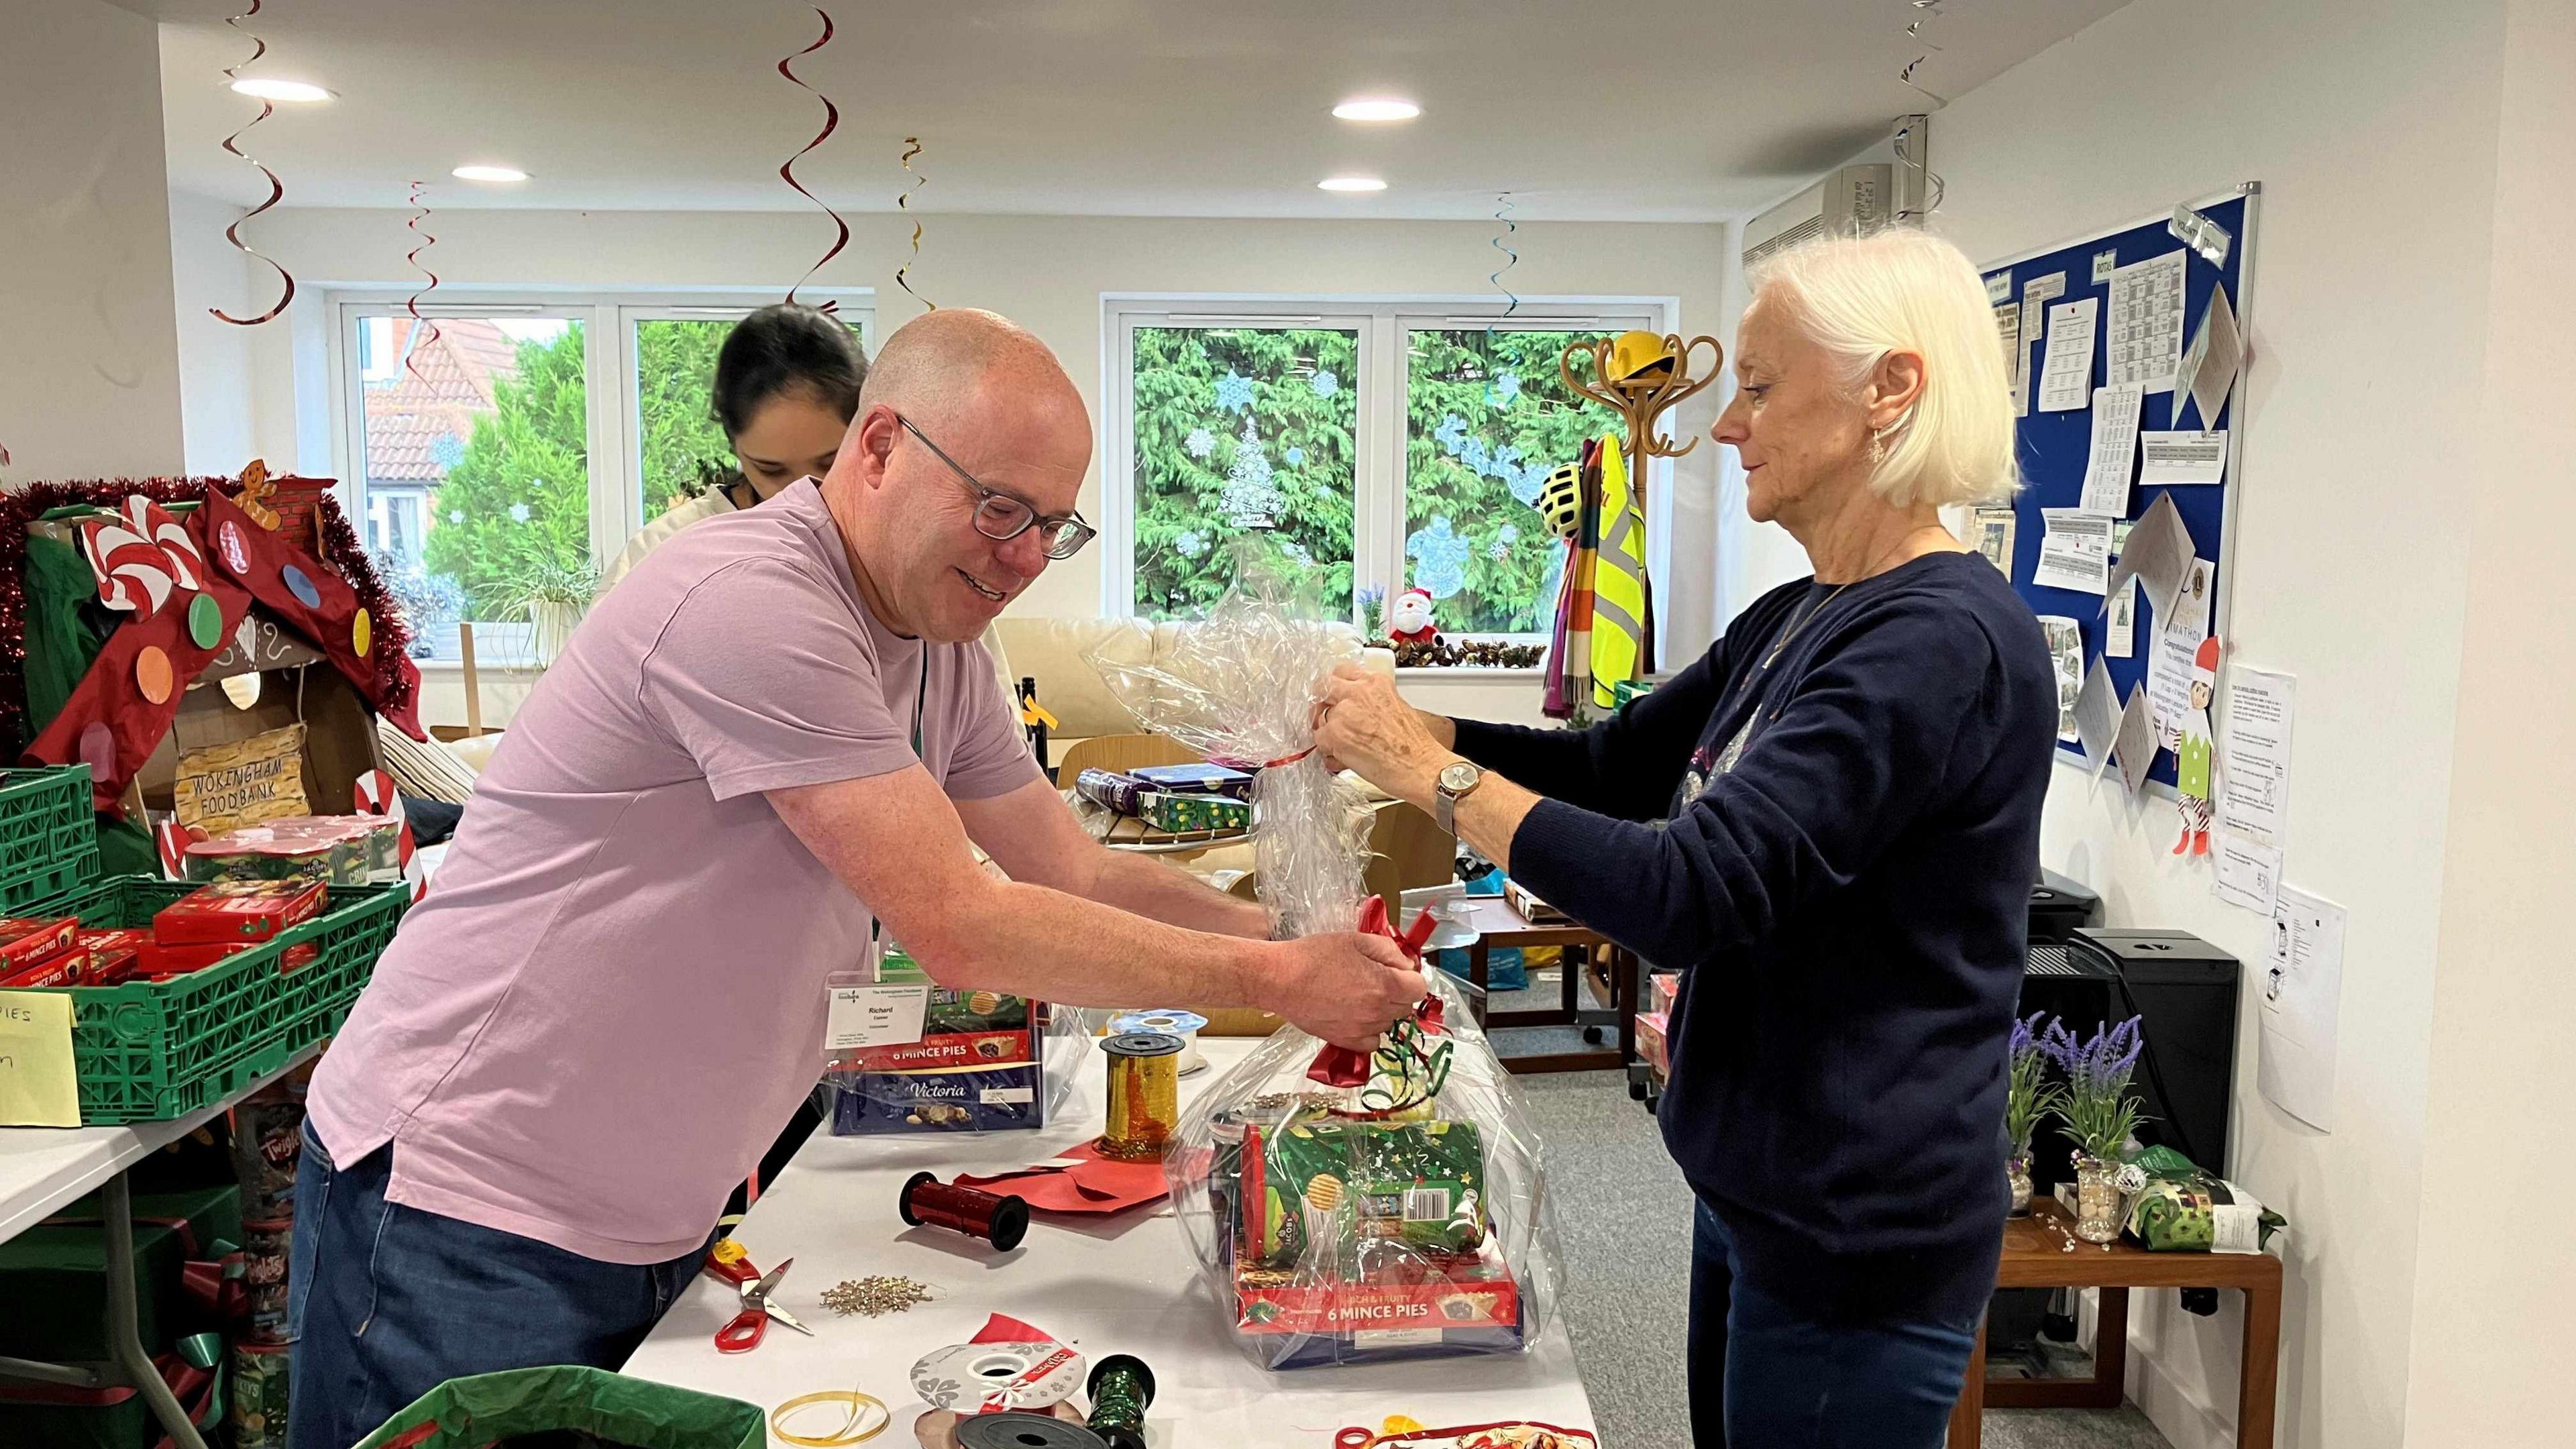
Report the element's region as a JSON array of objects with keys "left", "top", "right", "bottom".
[{"left": 1434, "top": 759, "right": 1485, "bottom": 834}]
